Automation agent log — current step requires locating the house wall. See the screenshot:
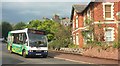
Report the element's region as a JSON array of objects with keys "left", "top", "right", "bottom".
[
  {"left": 93, "top": 2, "right": 104, "bottom": 22},
  {"left": 93, "top": 2, "right": 119, "bottom": 21},
  {"left": 72, "top": 11, "right": 84, "bottom": 47},
  {"left": 93, "top": 2, "right": 118, "bottom": 41},
  {"left": 78, "top": 14, "right": 84, "bottom": 27},
  {"left": 114, "top": 2, "right": 119, "bottom": 20},
  {"left": 72, "top": 2, "right": 119, "bottom": 48},
  {"left": 119, "top": 1, "right": 120, "bottom": 11}
]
